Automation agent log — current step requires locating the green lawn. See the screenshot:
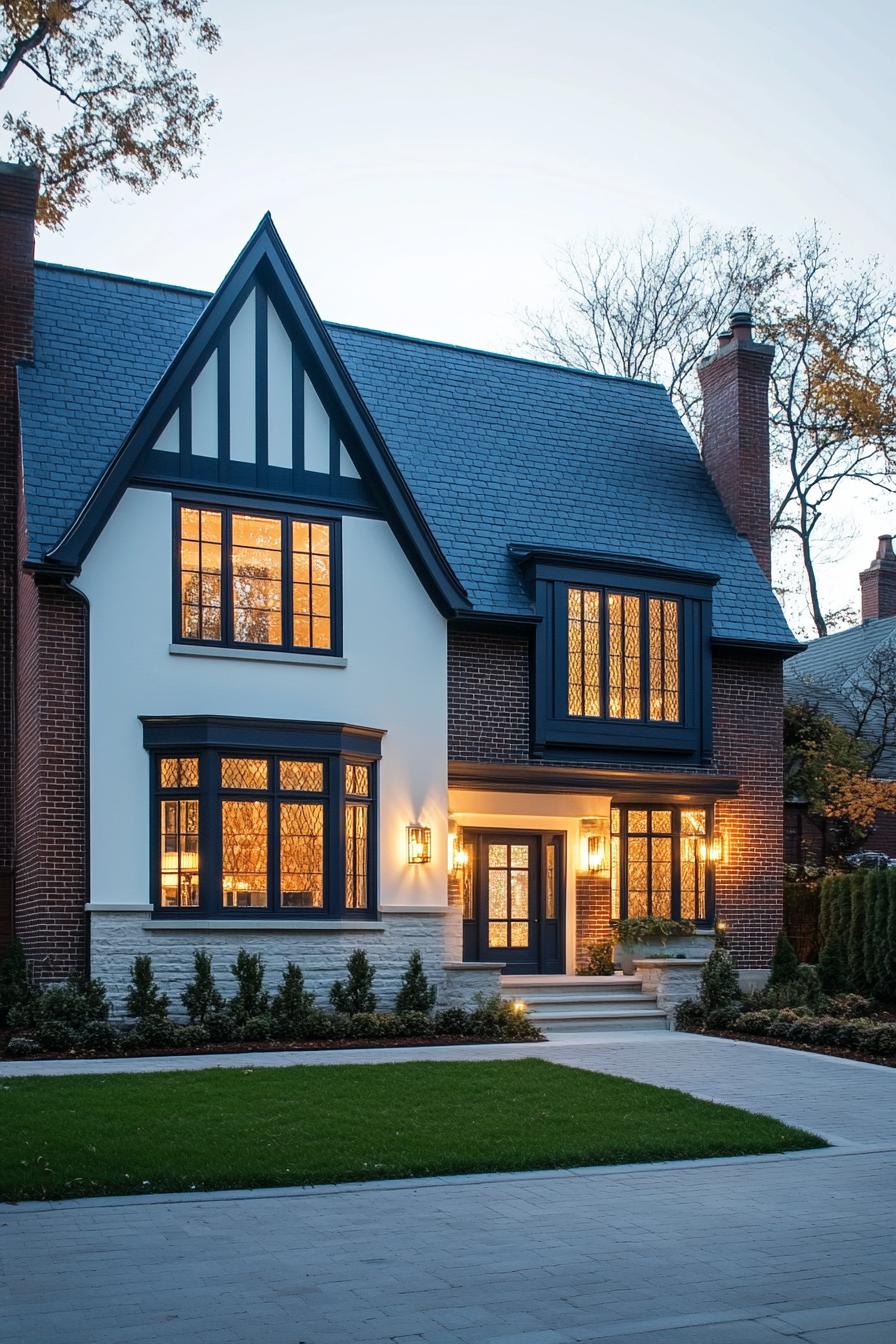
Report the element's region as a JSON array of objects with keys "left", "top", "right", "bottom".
[{"left": 0, "top": 1058, "right": 823, "bottom": 1202}]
